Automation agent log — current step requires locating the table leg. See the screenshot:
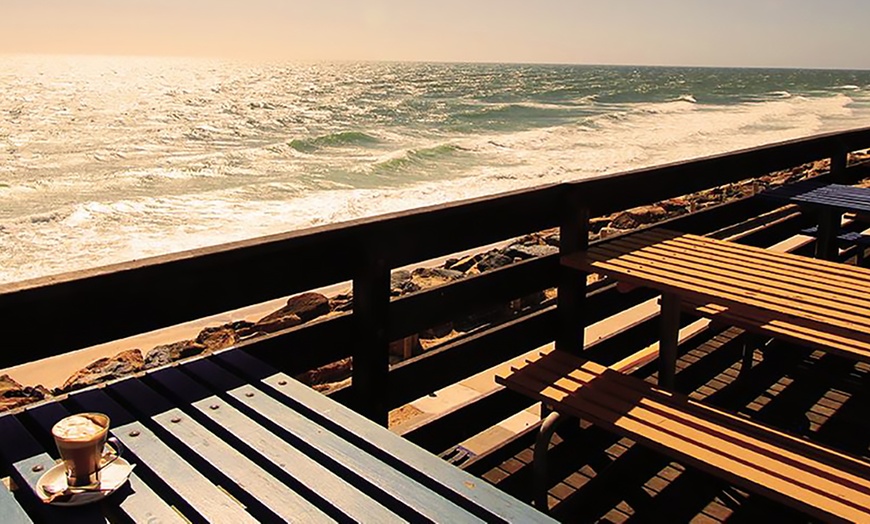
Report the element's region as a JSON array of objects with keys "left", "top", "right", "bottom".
[
  {"left": 659, "top": 293, "right": 680, "bottom": 390},
  {"left": 815, "top": 209, "right": 841, "bottom": 261}
]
